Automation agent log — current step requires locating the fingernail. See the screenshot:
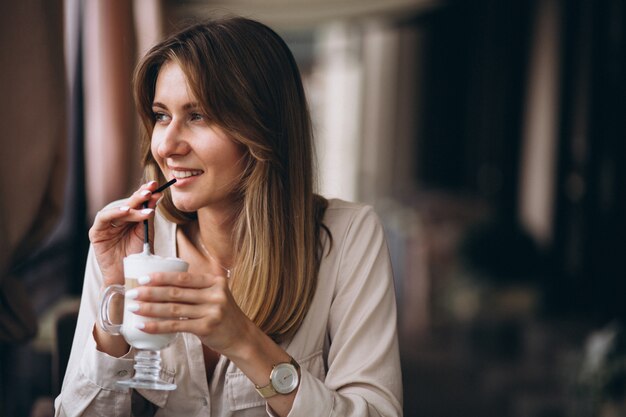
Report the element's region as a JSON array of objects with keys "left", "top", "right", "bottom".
[
  {"left": 125, "top": 289, "right": 138, "bottom": 299},
  {"left": 141, "top": 208, "right": 154, "bottom": 215},
  {"left": 119, "top": 206, "right": 130, "bottom": 212},
  {"left": 135, "top": 322, "right": 146, "bottom": 330},
  {"left": 138, "top": 275, "right": 151, "bottom": 285},
  {"left": 126, "top": 302, "right": 140, "bottom": 312},
  {"left": 147, "top": 180, "right": 157, "bottom": 186}
]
